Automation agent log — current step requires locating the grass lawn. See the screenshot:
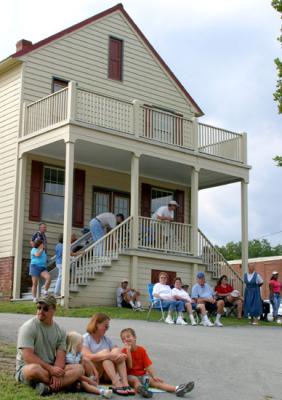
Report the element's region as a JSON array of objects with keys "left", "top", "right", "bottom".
[{"left": 0, "top": 300, "right": 281, "bottom": 326}]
